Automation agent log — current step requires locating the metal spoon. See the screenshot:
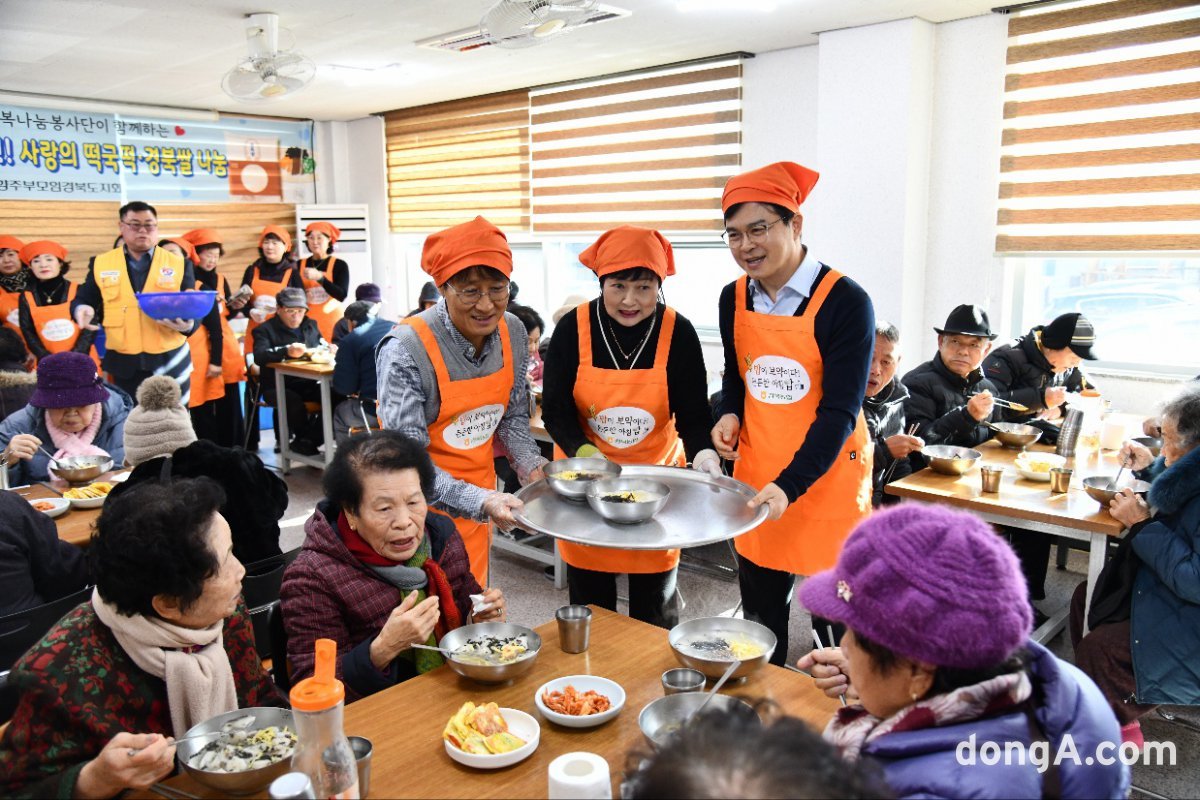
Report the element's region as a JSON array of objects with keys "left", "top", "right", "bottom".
[
  {"left": 688, "top": 659, "right": 739, "bottom": 721},
  {"left": 37, "top": 446, "right": 68, "bottom": 469},
  {"left": 410, "top": 642, "right": 507, "bottom": 664},
  {"left": 1107, "top": 456, "right": 1129, "bottom": 492}
]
